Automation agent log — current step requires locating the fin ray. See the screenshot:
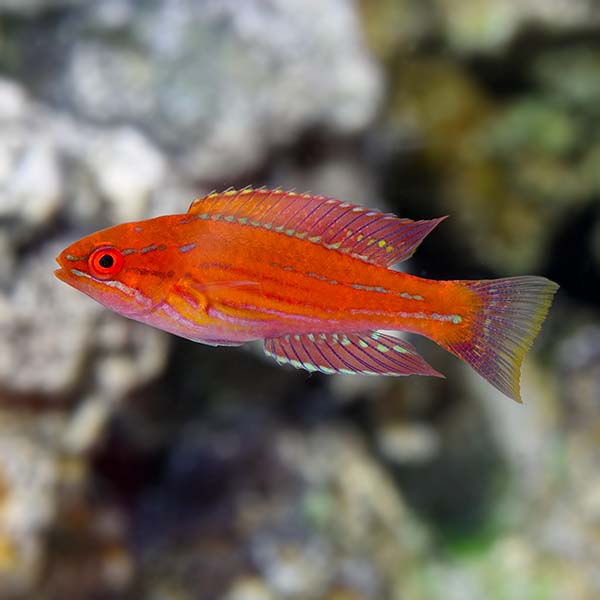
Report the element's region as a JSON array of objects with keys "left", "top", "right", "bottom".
[
  {"left": 188, "top": 188, "right": 444, "bottom": 266},
  {"left": 264, "top": 331, "right": 444, "bottom": 377},
  {"left": 442, "top": 276, "right": 558, "bottom": 402}
]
